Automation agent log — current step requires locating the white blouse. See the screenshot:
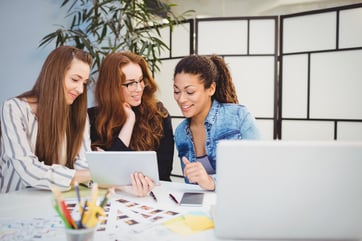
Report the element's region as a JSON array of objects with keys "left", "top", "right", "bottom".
[{"left": 0, "top": 97, "right": 91, "bottom": 193}]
